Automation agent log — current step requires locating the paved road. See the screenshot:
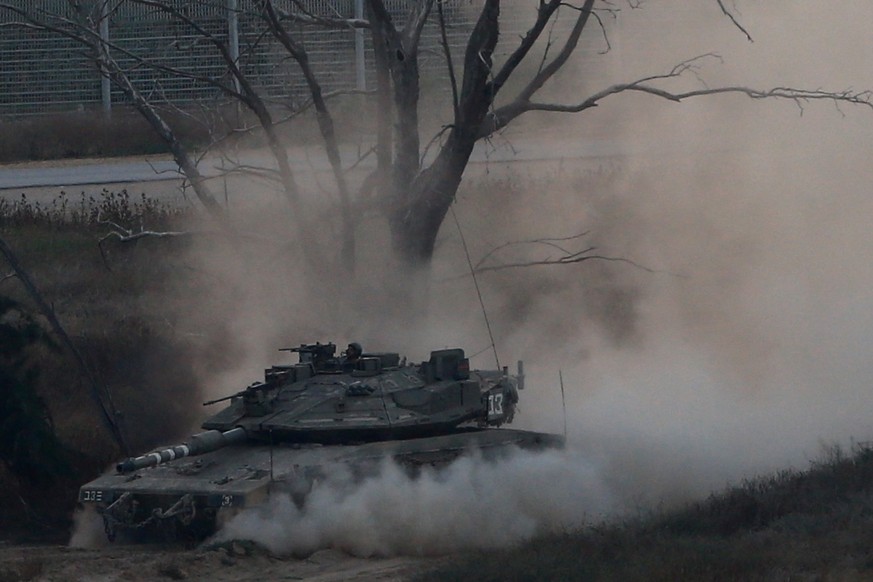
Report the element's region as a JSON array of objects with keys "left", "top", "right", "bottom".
[
  {"left": 0, "top": 159, "right": 184, "bottom": 190},
  {"left": 0, "top": 137, "right": 640, "bottom": 191}
]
